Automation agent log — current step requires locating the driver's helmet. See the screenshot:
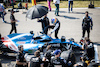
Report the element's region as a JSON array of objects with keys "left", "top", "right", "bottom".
[
  {"left": 70, "top": 38, "right": 74, "bottom": 42},
  {"left": 51, "top": 18, "right": 57, "bottom": 24}
]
